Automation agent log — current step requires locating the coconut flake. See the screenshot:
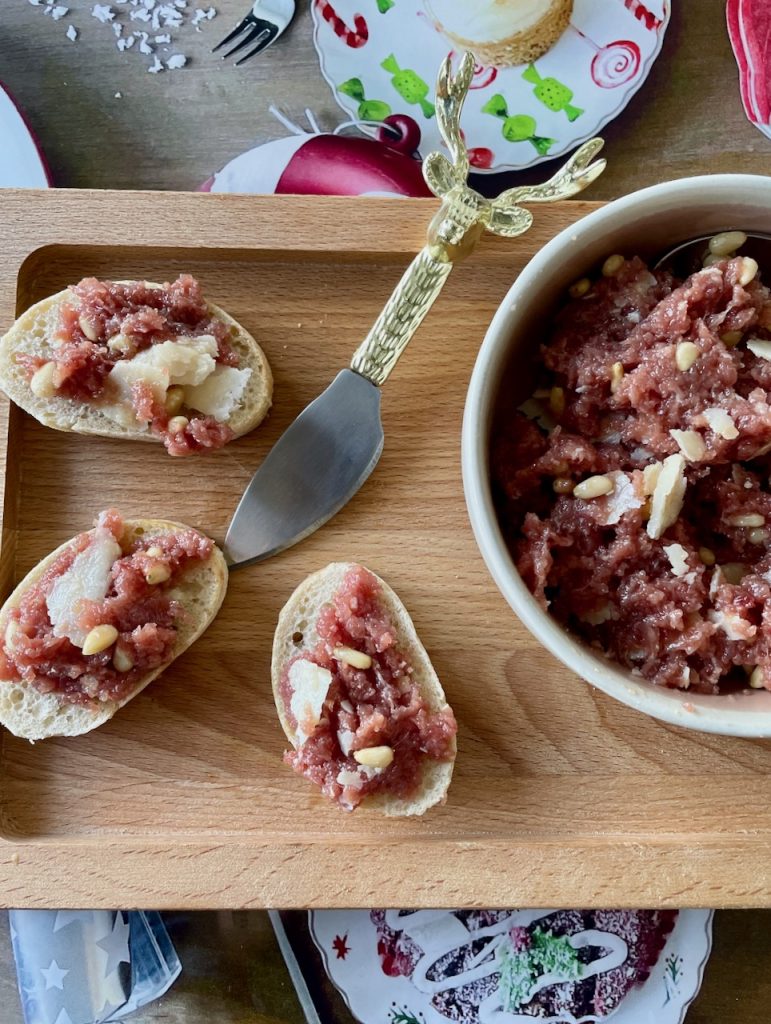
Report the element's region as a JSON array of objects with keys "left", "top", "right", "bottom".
[
  {"left": 664, "top": 542, "right": 690, "bottom": 577},
  {"left": 748, "top": 338, "right": 771, "bottom": 361},
  {"left": 66, "top": 22, "right": 78, "bottom": 38},
  {"left": 647, "top": 453, "right": 687, "bottom": 540},
  {"left": 670, "top": 428, "right": 706, "bottom": 462},
  {"left": 166, "top": 53, "right": 187, "bottom": 68},
  {"left": 708, "top": 609, "right": 756, "bottom": 641},
  {"left": 595, "top": 471, "right": 643, "bottom": 525}
]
